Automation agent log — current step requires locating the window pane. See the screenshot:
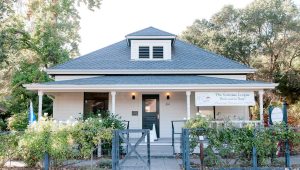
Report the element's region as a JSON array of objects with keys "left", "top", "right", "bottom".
[
  {"left": 153, "top": 46, "right": 163, "bottom": 58},
  {"left": 145, "top": 99, "right": 157, "bottom": 112},
  {"left": 84, "top": 93, "right": 109, "bottom": 115},
  {"left": 139, "top": 46, "right": 150, "bottom": 58}
]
